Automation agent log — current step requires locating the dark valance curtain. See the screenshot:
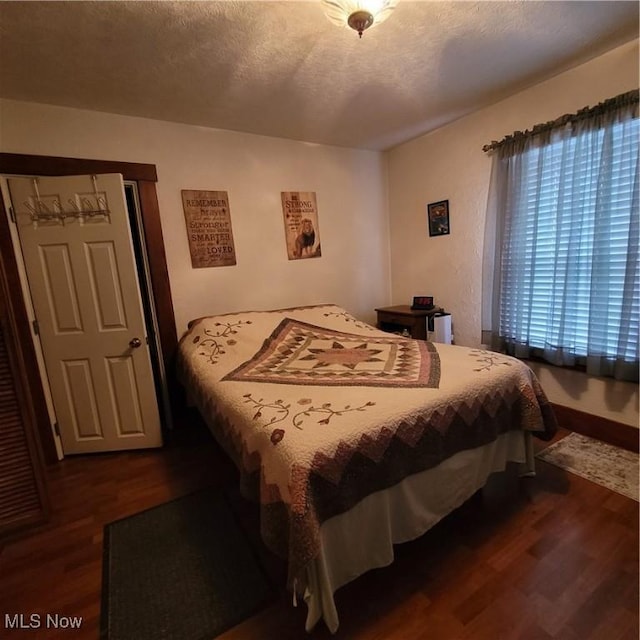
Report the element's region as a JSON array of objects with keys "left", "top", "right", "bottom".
[{"left": 481, "top": 90, "right": 639, "bottom": 381}]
